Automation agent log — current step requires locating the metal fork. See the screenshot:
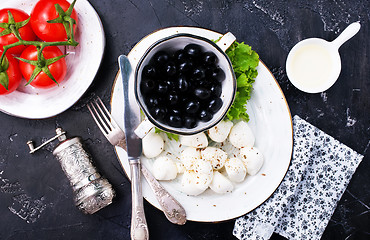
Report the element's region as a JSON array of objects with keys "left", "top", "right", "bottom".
[{"left": 87, "top": 97, "right": 187, "bottom": 225}]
